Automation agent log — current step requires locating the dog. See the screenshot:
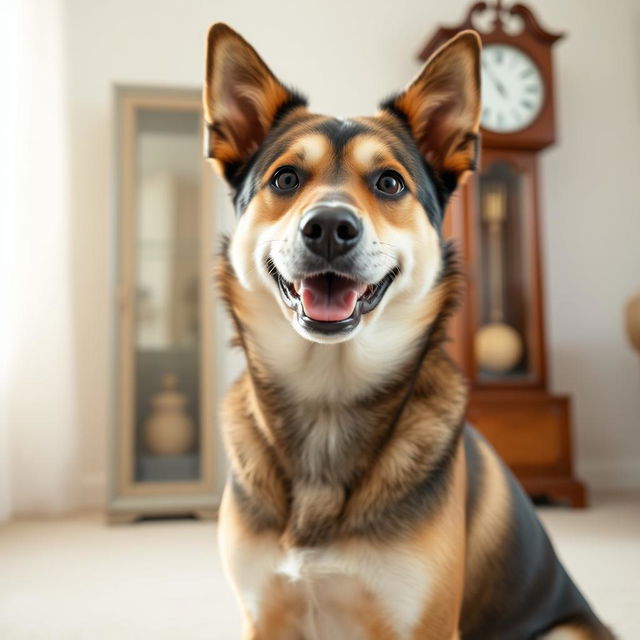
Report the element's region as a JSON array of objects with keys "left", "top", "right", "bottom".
[{"left": 203, "top": 22, "right": 613, "bottom": 640}]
